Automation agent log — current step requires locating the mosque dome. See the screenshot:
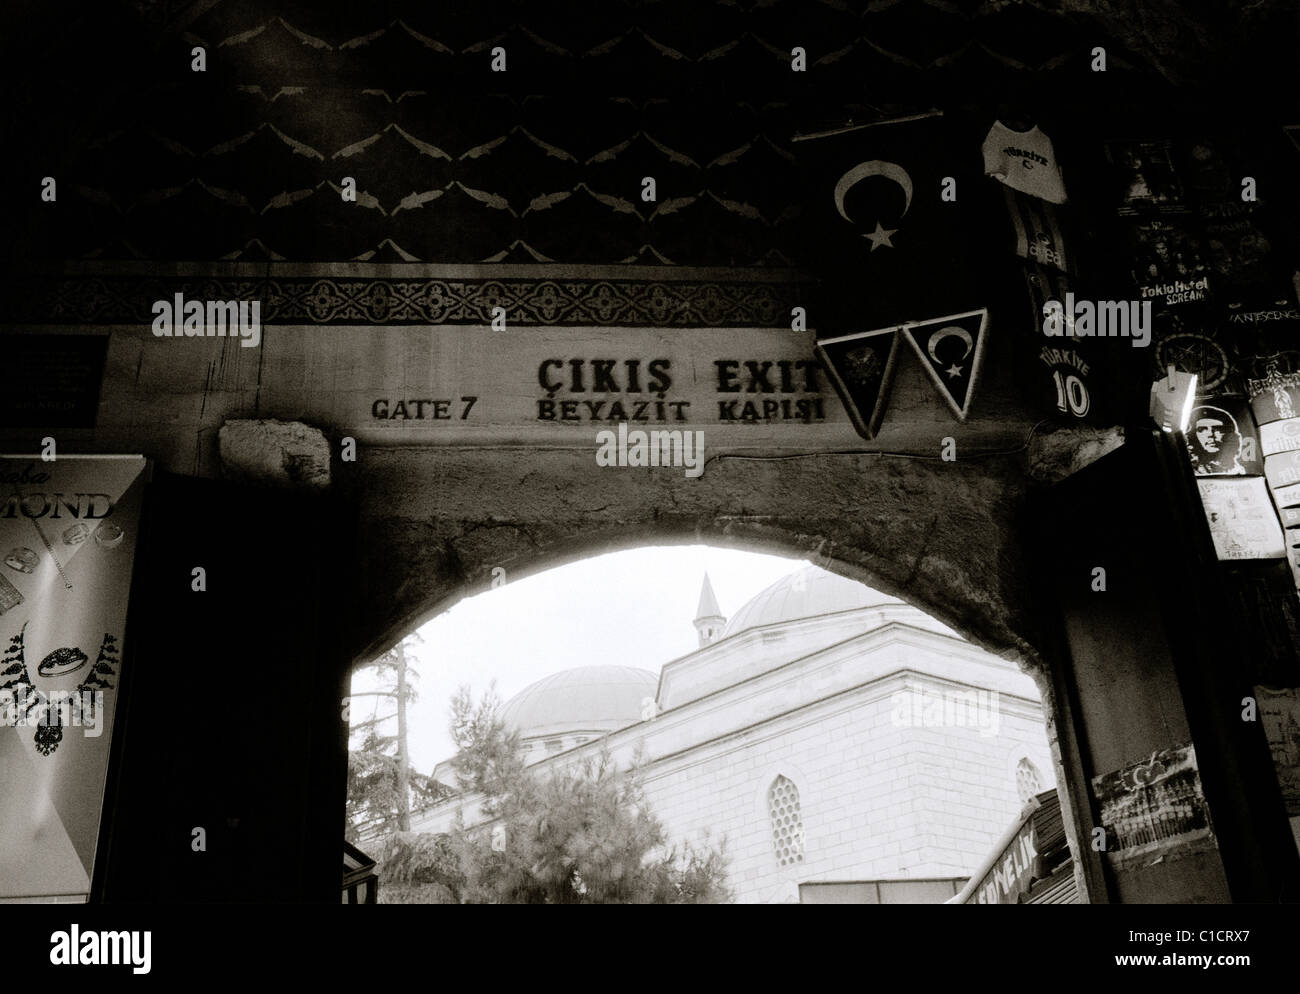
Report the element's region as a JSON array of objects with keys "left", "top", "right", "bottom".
[
  {"left": 722, "top": 565, "right": 902, "bottom": 639},
  {"left": 499, "top": 665, "right": 658, "bottom": 741}
]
